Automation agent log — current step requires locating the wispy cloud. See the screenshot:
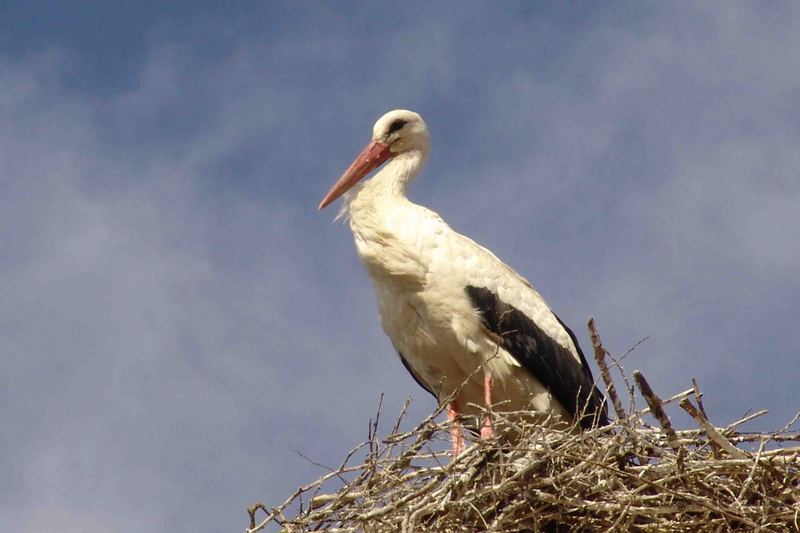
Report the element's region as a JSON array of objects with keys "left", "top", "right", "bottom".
[{"left": 2, "top": 4, "right": 799, "bottom": 532}]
